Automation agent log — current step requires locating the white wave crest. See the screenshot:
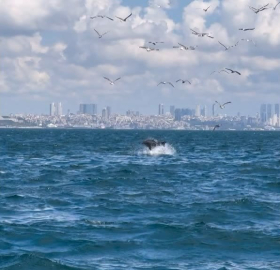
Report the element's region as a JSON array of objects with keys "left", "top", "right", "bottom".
[{"left": 141, "top": 144, "right": 176, "bottom": 156}]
